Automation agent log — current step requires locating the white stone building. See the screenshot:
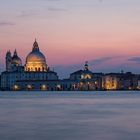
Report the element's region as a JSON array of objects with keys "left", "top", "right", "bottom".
[
  {"left": 1, "top": 40, "right": 59, "bottom": 91},
  {"left": 2, "top": 39, "right": 138, "bottom": 91}
]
